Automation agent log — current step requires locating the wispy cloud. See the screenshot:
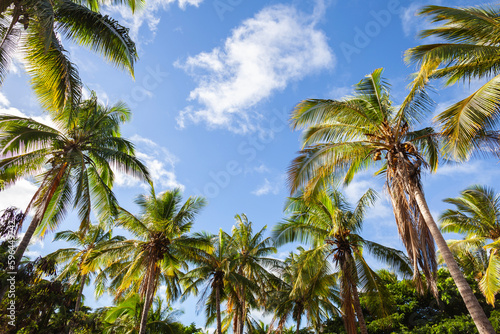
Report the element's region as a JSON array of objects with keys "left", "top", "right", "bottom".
[
  {"left": 176, "top": 2, "right": 334, "bottom": 133},
  {"left": 0, "top": 179, "right": 38, "bottom": 213},
  {"left": 251, "top": 175, "right": 285, "bottom": 196},
  {"left": 114, "top": 134, "right": 183, "bottom": 190},
  {"left": 105, "top": 0, "right": 203, "bottom": 43}
]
